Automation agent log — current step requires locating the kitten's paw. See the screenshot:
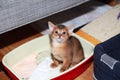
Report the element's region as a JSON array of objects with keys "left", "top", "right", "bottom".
[
  {"left": 60, "top": 67, "right": 67, "bottom": 72},
  {"left": 50, "top": 63, "right": 58, "bottom": 68},
  {"left": 70, "top": 62, "right": 77, "bottom": 67}
]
